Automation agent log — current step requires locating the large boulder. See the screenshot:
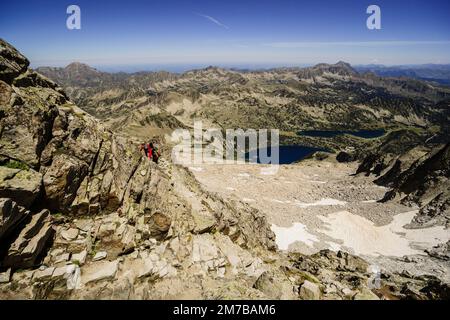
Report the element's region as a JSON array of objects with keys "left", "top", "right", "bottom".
[
  {"left": 42, "top": 154, "right": 89, "bottom": 212},
  {"left": 336, "top": 151, "right": 355, "bottom": 163},
  {"left": 147, "top": 212, "right": 171, "bottom": 240},
  {"left": 299, "top": 280, "right": 321, "bottom": 300},
  {"left": 0, "top": 166, "right": 42, "bottom": 208},
  {"left": 254, "top": 270, "right": 297, "bottom": 300}
]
